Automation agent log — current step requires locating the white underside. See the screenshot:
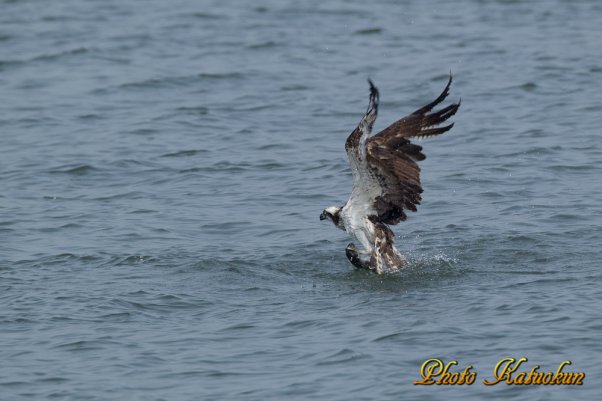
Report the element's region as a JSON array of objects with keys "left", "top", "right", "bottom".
[
  {"left": 342, "top": 149, "right": 383, "bottom": 254},
  {"left": 341, "top": 195, "right": 376, "bottom": 254}
]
